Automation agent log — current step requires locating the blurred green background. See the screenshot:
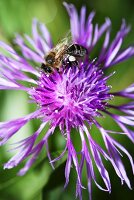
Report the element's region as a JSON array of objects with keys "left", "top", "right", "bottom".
[{"left": 0, "top": 0, "right": 134, "bottom": 200}]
